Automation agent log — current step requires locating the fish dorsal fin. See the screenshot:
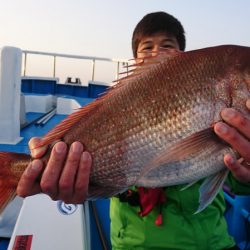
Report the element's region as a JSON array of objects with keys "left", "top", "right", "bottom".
[
  {"left": 140, "top": 128, "right": 225, "bottom": 178},
  {"left": 33, "top": 86, "right": 131, "bottom": 148},
  {"left": 35, "top": 50, "right": 182, "bottom": 149},
  {"left": 33, "top": 102, "right": 101, "bottom": 148},
  {"left": 34, "top": 76, "right": 136, "bottom": 149},
  {"left": 115, "top": 49, "right": 182, "bottom": 84},
  {"left": 195, "top": 169, "right": 229, "bottom": 214}
]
